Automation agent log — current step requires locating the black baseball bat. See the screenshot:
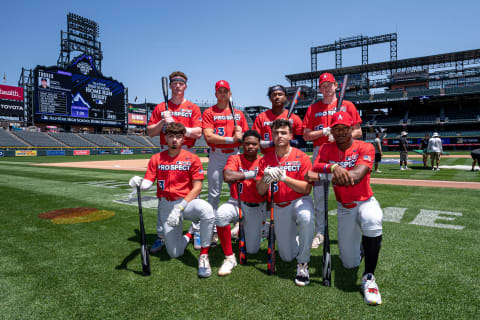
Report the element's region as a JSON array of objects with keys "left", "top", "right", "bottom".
[
  {"left": 162, "top": 76, "right": 169, "bottom": 110},
  {"left": 287, "top": 87, "right": 302, "bottom": 118},
  {"left": 267, "top": 183, "right": 276, "bottom": 275},
  {"left": 136, "top": 186, "right": 151, "bottom": 276},
  {"left": 322, "top": 178, "right": 331, "bottom": 286},
  {"left": 229, "top": 96, "right": 237, "bottom": 127},
  {"left": 336, "top": 74, "right": 348, "bottom": 111},
  {"left": 236, "top": 182, "right": 247, "bottom": 265}
]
